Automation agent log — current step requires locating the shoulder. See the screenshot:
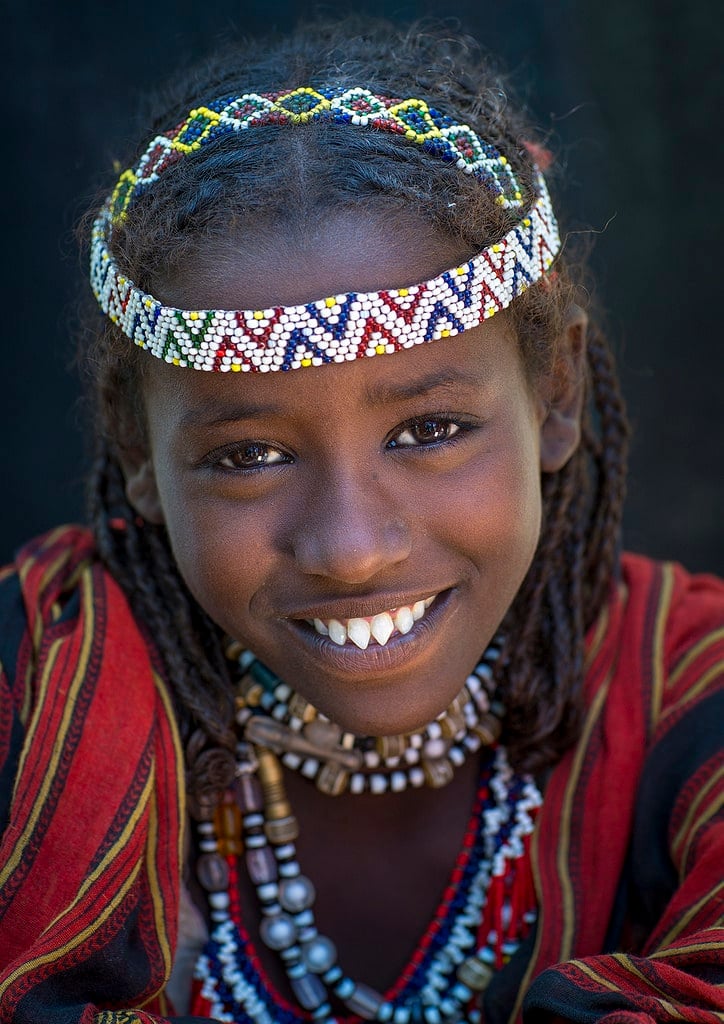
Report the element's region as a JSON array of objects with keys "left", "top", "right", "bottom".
[
  {"left": 617, "top": 551, "right": 724, "bottom": 729},
  {"left": 620, "top": 550, "right": 724, "bottom": 661}
]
